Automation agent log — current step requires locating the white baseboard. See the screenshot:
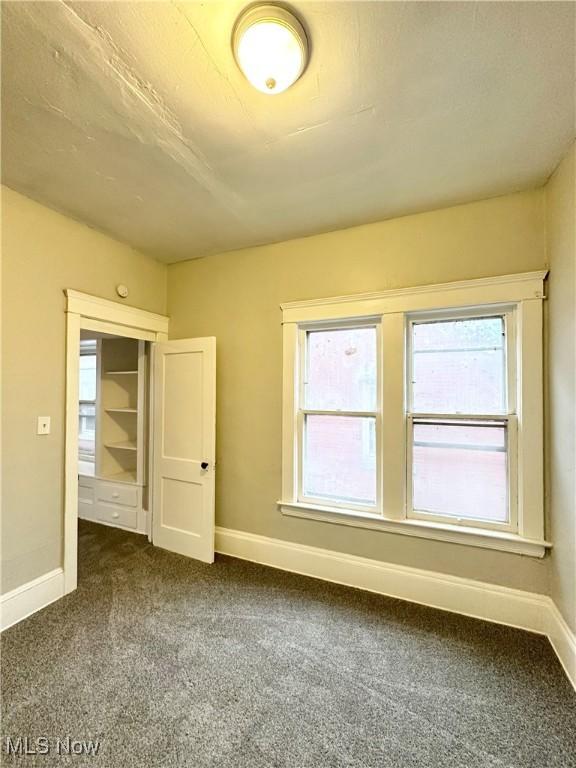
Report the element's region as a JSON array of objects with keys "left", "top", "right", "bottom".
[
  {"left": 216, "top": 527, "right": 576, "bottom": 690},
  {"left": 215, "top": 528, "right": 550, "bottom": 633},
  {"left": 546, "top": 601, "right": 576, "bottom": 690},
  {"left": 1, "top": 568, "right": 64, "bottom": 632}
]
